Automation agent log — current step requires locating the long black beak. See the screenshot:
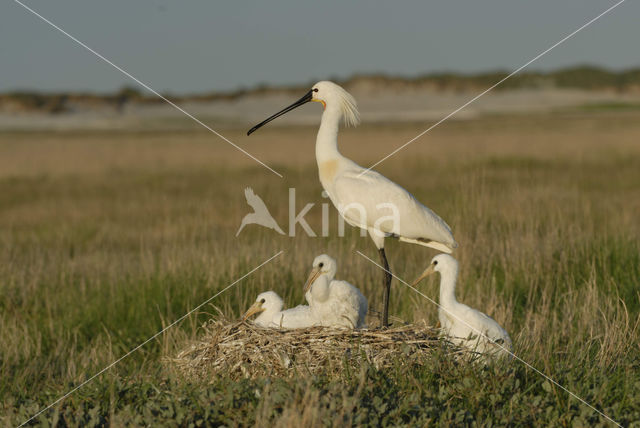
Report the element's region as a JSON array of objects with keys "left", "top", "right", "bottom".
[{"left": 247, "top": 90, "right": 313, "bottom": 136}]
